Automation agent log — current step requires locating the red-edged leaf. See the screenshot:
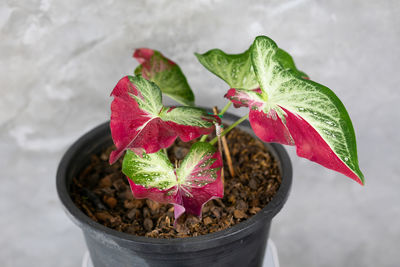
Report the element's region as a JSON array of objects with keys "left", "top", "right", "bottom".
[
  {"left": 225, "top": 88, "right": 293, "bottom": 145},
  {"left": 222, "top": 36, "right": 364, "bottom": 184},
  {"left": 174, "top": 142, "right": 223, "bottom": 217},
  {"left": 134, "top": 48, "right": 195, "bottom": 106},
  {"left": 110, "top": 76, "right": 219, "bottom": 164},
  {"left": 249, "top": 109, "right": 294, "bottom": 145},
  {"left": 122, "top": 142, "right": 223, "bottom": 220},
  {"left": 280, "top": 106, "right": 361, "bottom": 182},
  {"left": 226, "top": 86, "right": 363, "bottom": 184}
]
